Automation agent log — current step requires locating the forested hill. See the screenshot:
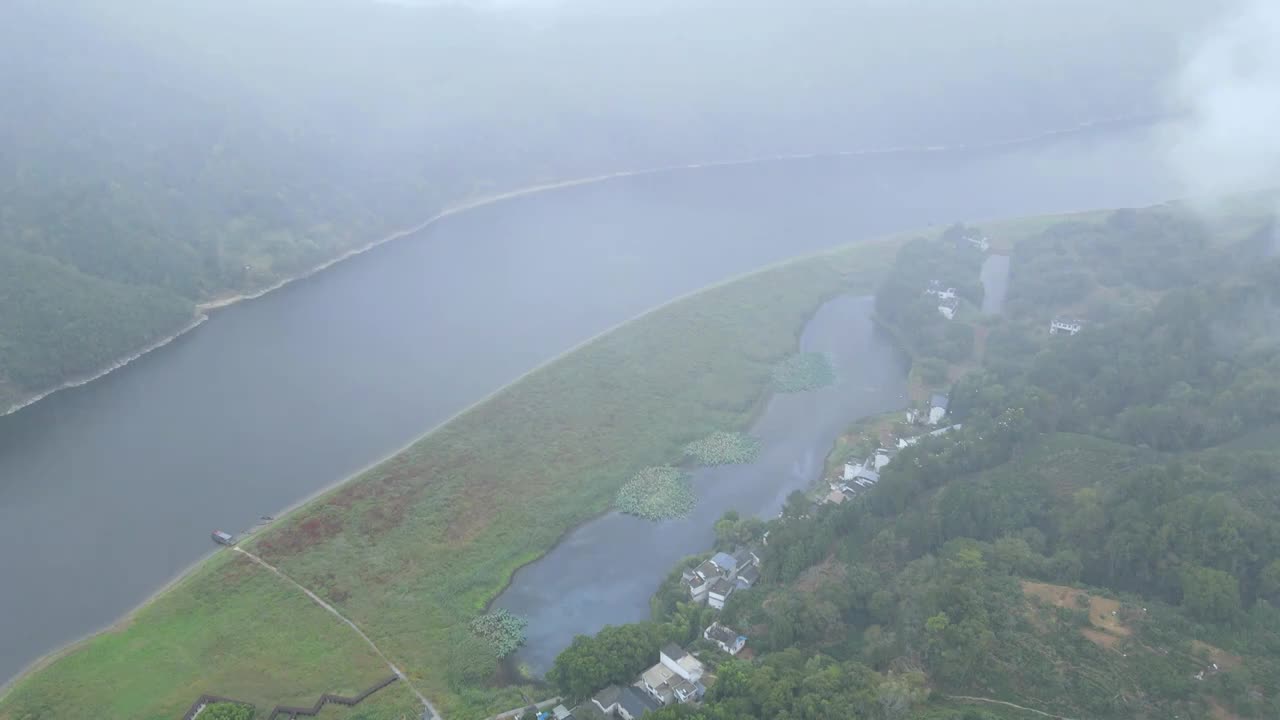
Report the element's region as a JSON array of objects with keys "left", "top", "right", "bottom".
[
  {"left": 545, "top": 202, "right": 1280, "bottom": 720},
  {"left": 0, "top": 0, "right": 1211, "bottom": 411}
]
